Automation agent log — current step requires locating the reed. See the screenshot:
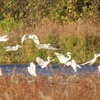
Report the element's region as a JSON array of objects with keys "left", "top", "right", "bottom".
[{"left": 0, "top": 68, "right": 100, "bottom": 100}]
